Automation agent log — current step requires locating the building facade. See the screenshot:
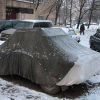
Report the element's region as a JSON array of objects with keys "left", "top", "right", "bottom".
[{"left": 0, "top": 0, "right": 56, "bottom": 23}]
